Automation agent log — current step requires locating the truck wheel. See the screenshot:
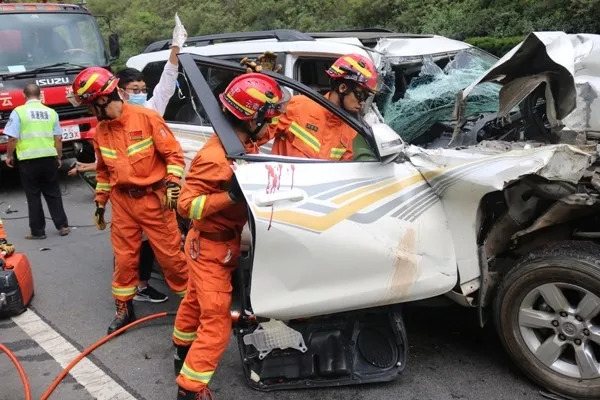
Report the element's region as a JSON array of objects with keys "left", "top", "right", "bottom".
[{"left": 494, "top": 241, "right": 600, "bottom": 399}]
